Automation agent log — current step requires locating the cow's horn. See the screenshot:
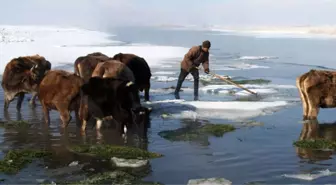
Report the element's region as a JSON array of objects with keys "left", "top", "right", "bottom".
[
  {"left": 30, "top": 65, "right": 36, "bottom": 71},
  {"left": 126, "top": 81, "right": 134, "bottom": 87}
]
